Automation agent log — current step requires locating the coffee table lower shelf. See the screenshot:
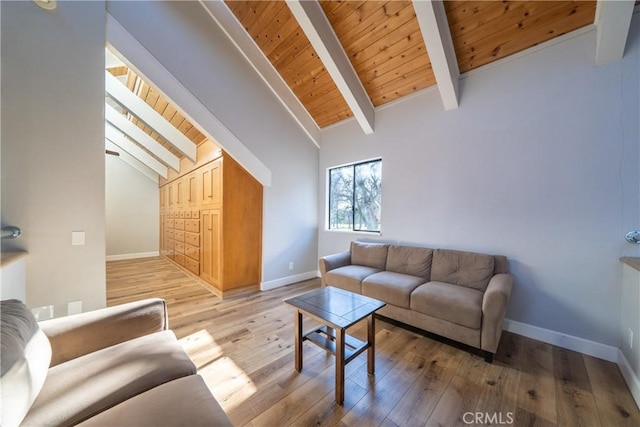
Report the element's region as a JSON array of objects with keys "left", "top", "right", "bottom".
[{"left": 304, "top": 326, "right": 369, "bottom": 365}]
